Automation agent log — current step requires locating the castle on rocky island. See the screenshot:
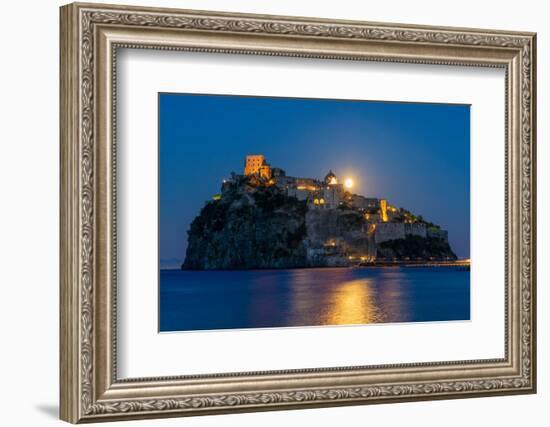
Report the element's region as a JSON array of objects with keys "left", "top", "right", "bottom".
[
  {"left": 182, "top": 154, "right": 456, "bottom": 270},
  {"left": 235, "top": 155, "right": 449, "bottom": 245}
]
